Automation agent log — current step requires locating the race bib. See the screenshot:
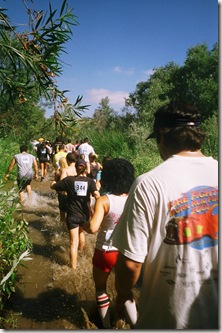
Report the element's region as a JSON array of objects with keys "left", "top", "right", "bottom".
[
  {"left": 74, "top": 181, "right": 88, "bottom": 196},
  {"left": 21, "top": 156, "right": 29, "bottom": 164}
]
